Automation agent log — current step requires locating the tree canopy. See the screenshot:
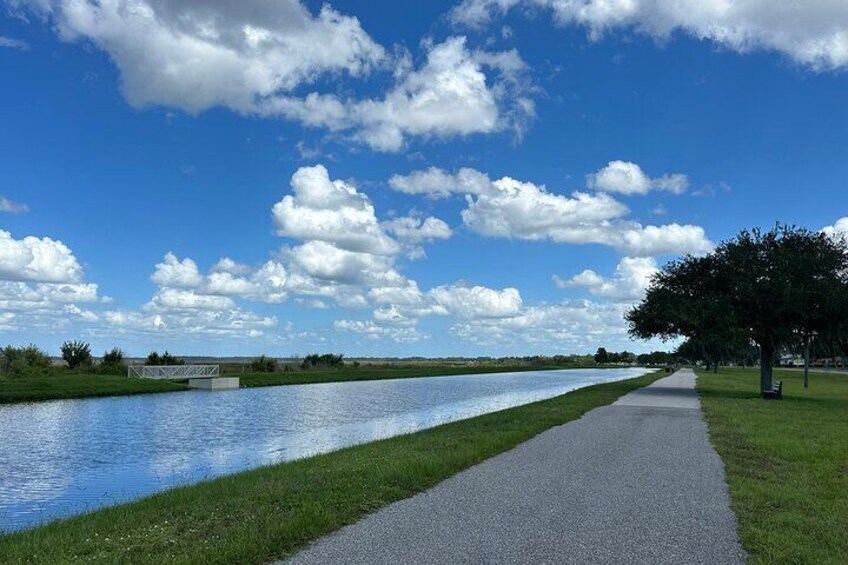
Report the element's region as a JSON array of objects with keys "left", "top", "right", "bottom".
[{"left": 627, "top": 225, "right": 848, "bottom": 393}]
